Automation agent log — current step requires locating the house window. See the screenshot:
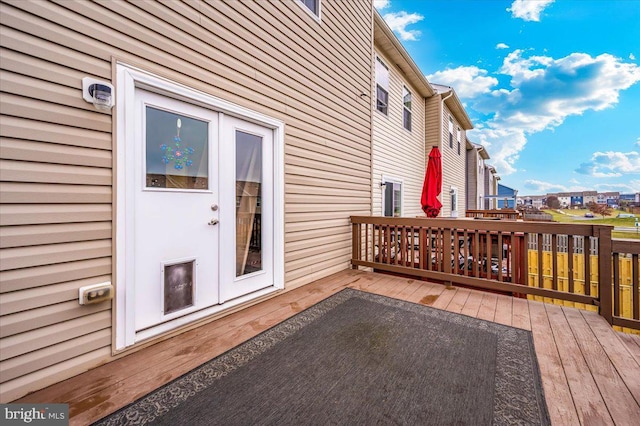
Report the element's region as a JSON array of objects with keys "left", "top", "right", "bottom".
[
  {"left": 402, "top": 86, "right": 412, "bottom": 131},
  {"left": 382, "top": 179, "right": 402, "bottom": 217},
  {"left": 457, "top": 127, "right": 461, "bottom": 155},
  {"left": 448, "top": 117, "right": 453, "bottom": 148},
  {"left": 450, "top": 186, "right": 458, "bottom": 217},
  {"left": 375, "top": 57, "right": 389, "bottom": 115},
  {"left": 298, "top": 0, "right": 320, "bottom": 17}
]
